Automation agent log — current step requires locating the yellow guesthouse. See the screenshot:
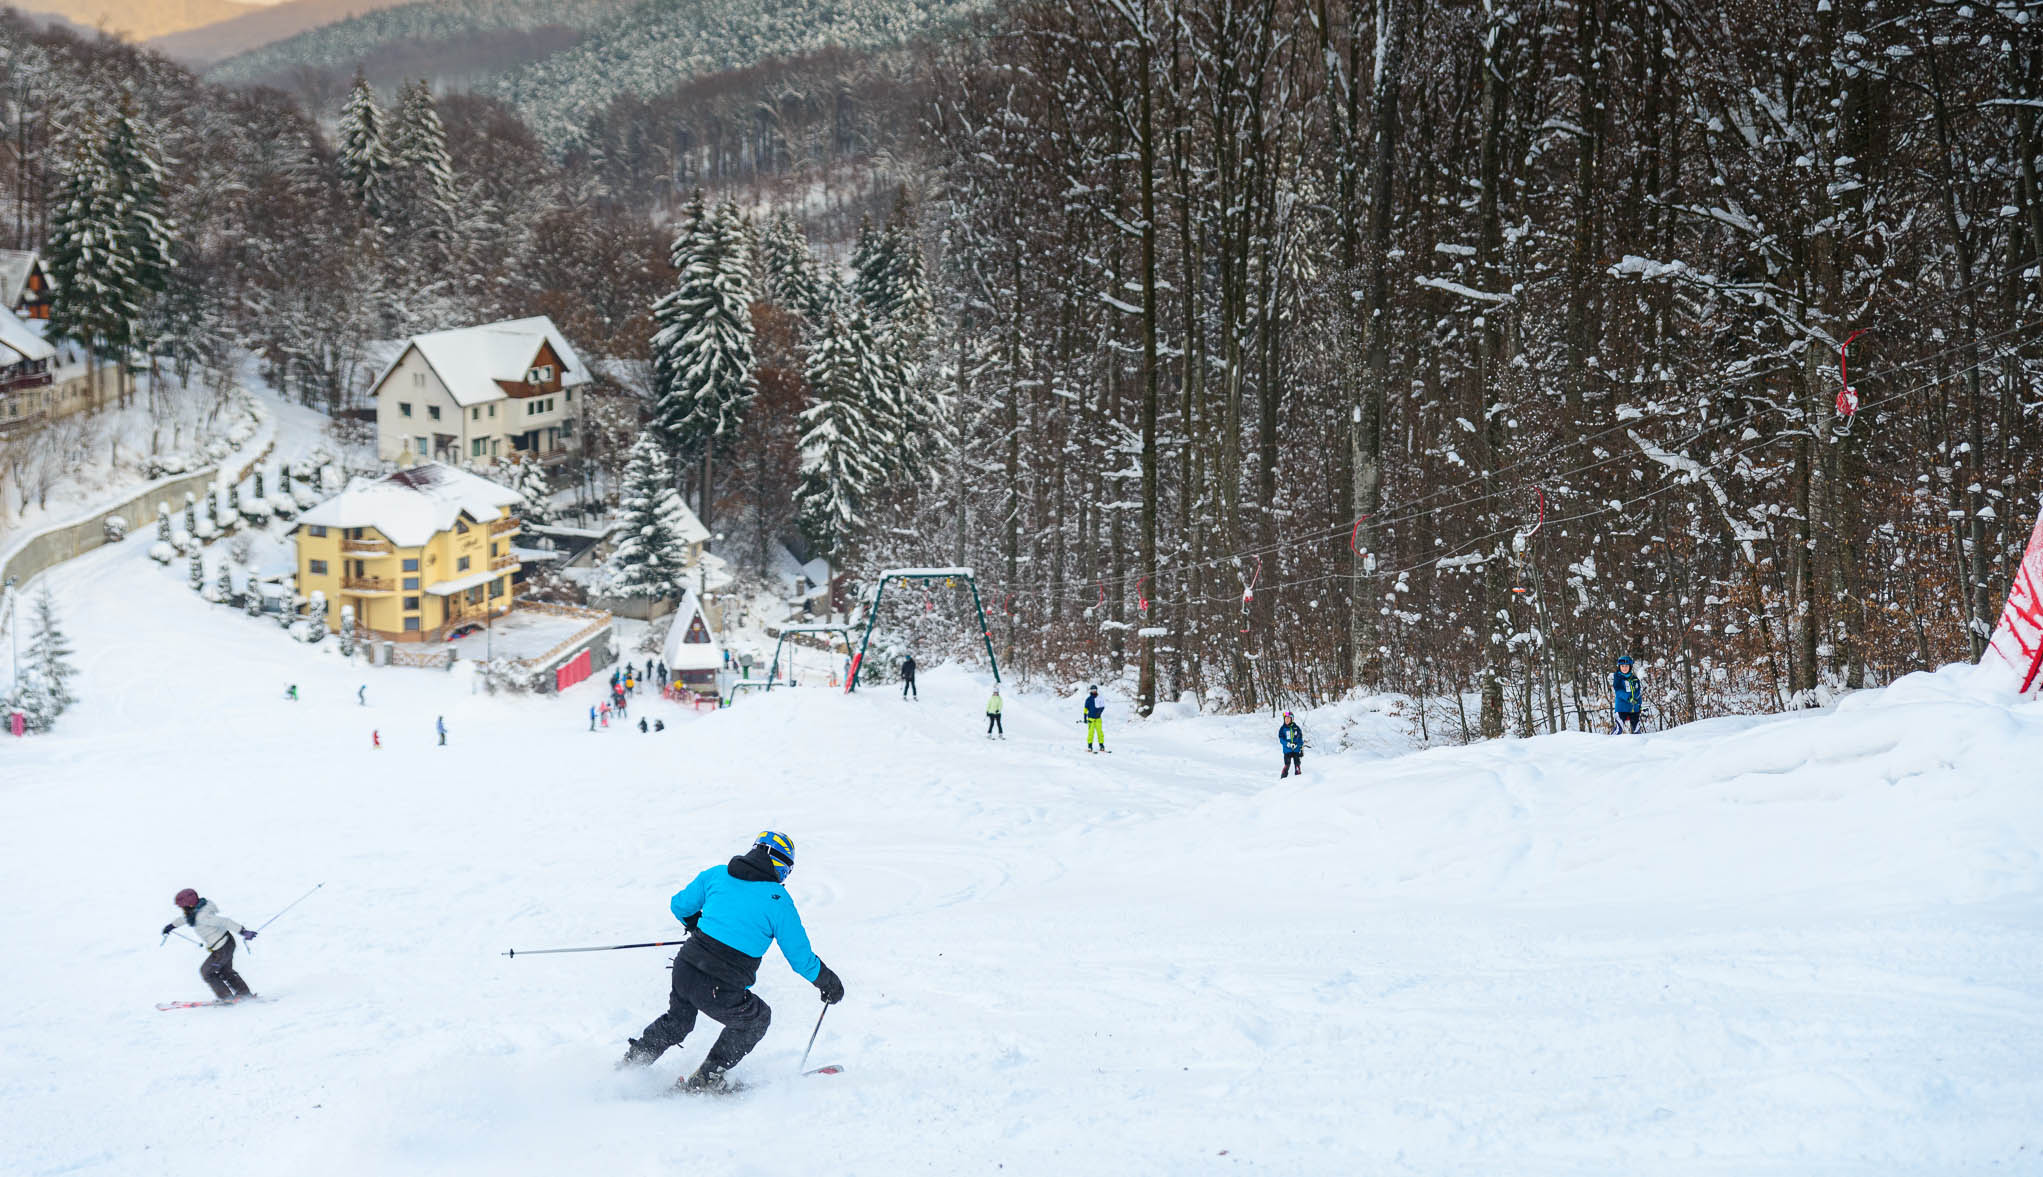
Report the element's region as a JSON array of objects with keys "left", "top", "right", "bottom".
[{"left": 294, "top": 462, "right": 523, "bottom": 641}]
